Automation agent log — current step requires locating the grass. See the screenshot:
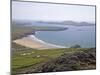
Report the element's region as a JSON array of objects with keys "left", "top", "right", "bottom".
[
  {"left": 12, "top": 43, "right": 88, "bottom": 74},
  {"left": 12, "top": 24, "right": 34, "bottom": 40},
  {"left": 12, "top": 49, "right": 64, "bottom": 70},
  {"left": 11, "top": 24, "right": 67, "bottom": 40}
]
